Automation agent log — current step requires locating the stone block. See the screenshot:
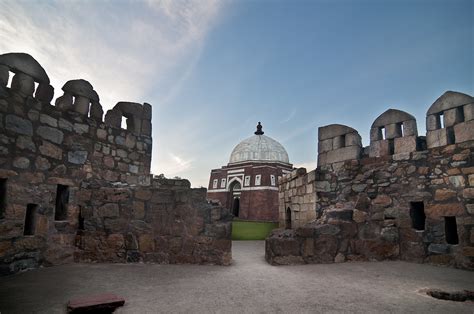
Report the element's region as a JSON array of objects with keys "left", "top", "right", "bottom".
[
  {"left": 403, "top": 119, "right": 418, "bottom": 136},
  {"left": 345, "top": 132, "right": 361, "bottom": 147},
  {"left": 426, "top": 129, "right": 447, "bottom": 148},
  {"left": 37, "top": 126, "right": 63, "bottom": 144},
  {"left": 425, "top": 203, "right": 465, "bottom": 219},
  {"left": 40, "top": 114, "right": 58, "bottom": 127},
  {"left": 39, "top": 141, "right": 63, "bottom": 160},
  {"left": 67, "top": 293, "right": 125, "bottom": 313},
  {"left": 326, "top": 146, "right": 360, "bottom": 163},
  {"left": 317, "top": 152, "right": 327, "bottom": 166},
  {"left": 68, "top": 150, "right": 88, "bottom": 164},
  {"left": 464, "top": 103, "right": 474, "bottom": 121},
  {"left": 443, "top": 107, "right": 463, "bottom": 127},
  {"left": 428, "top": 244, "right": 449, "bottom": 254},
  {"left": 385, "top": 123, "right": 402, "bottom": 139},
  {"left": 453, "top": 120, "right": 474, "bottom": 143},
  {"left": 370, "top": 127, "right": 382, "bottom": 142},
  {"left": 369, "top": 140, "right": 391, "bottom": 157},
  {"left": 318, "top": 139, "right": 332, "bottom": 153},
  {"left": 5, "top": 114, "right": 33, "bottom": 135},
  {"left": 463, "top": 188, "right": 474, "bottom": 199},
  {"left": 394, "top": 136, "right": 417, "bottom": 154},
  {"left": 426, "top": 114, "right": 440, "bottom": 131},
  {"left": 332, "top": 135, "right": 344, "bottom": 149}
]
